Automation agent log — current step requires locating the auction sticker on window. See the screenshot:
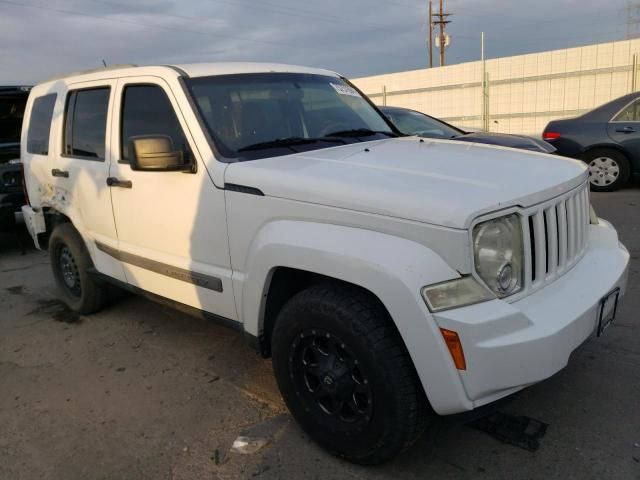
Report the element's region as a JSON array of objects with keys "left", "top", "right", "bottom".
[{"left": 330, "top": 83, "right": 361, "bottom": 97}]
